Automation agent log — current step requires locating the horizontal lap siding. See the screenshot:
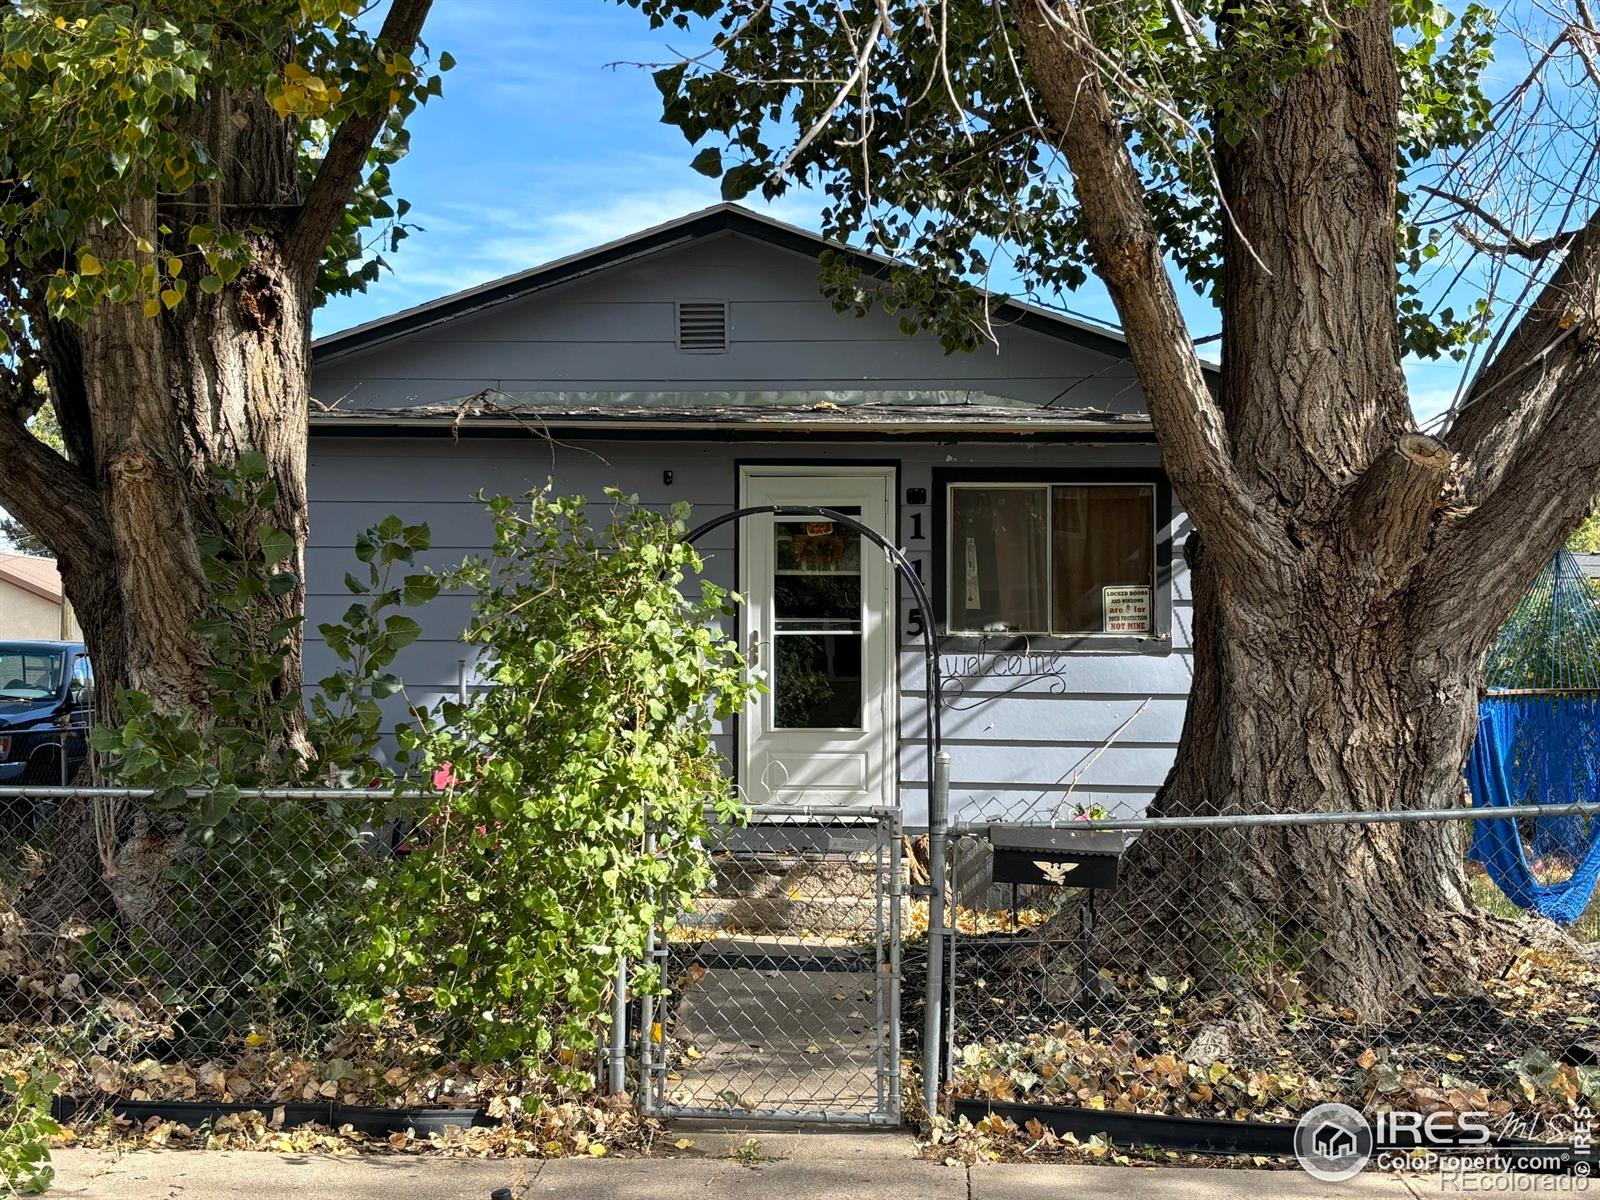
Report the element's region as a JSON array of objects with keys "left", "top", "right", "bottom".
[
  {"left": 307, "top": 436, "right": 1191, "bottom": 827},
  {"left": 309, "top": 229, "right": 1184, "bottom": 824}
]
